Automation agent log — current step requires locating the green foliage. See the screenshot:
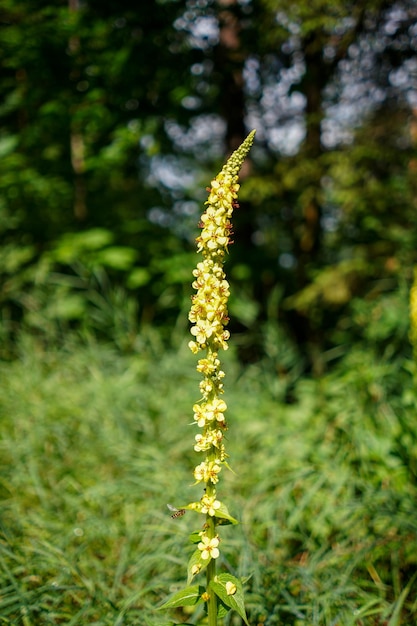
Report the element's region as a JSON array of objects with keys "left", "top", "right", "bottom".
[
  {"left": 159, "top": 585, "right": 203, "bottom": 609},
  {"left": 0, "top": 224, "right": 196, "bottom": 356},
  {"left": 1, "top": 0, "right": 417, "bottom": 375},
  {"left": 1, "top": 330, "right": 417, "bottom": 624},
  {"left": 231, "top": 344, "right": 417, "bottom": 624},
  {"left": 0, "top": 0, "right": 202, "bottom": 348},
  {"left": 209, "top": 575, "right": 249, "bottom": 625}
]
